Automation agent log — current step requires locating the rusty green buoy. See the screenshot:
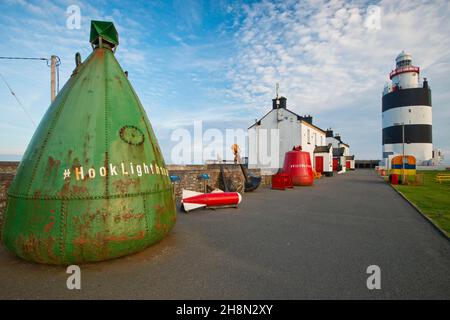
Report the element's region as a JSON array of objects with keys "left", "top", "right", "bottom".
[{"left": 1, "top": 21, "right": 176, "bottom": 264}]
